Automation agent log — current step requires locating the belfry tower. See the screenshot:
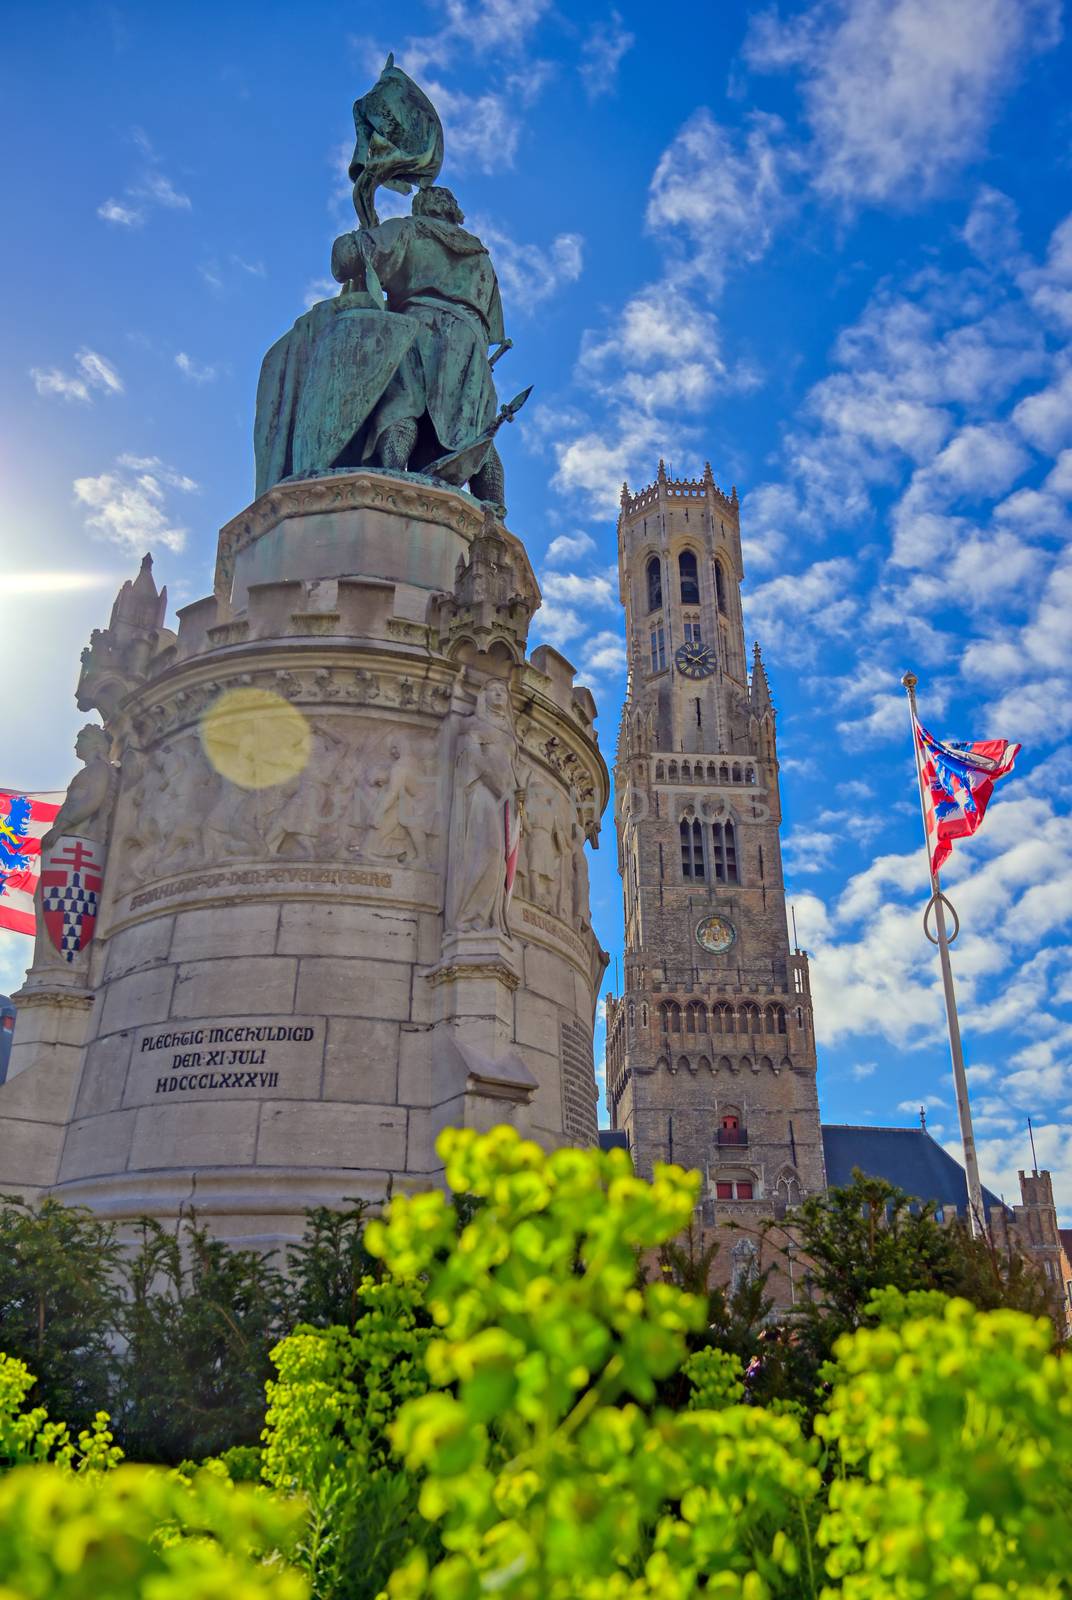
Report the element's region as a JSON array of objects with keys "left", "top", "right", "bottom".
[{"left": 605, "top": 461, "right": 825, "bottom": 1212}]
